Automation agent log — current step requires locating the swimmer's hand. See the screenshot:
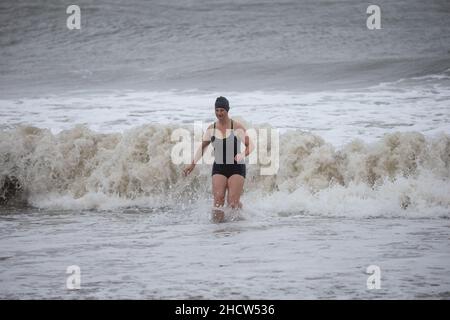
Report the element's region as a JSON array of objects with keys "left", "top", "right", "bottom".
[
  {"left": 183, "top": 163, "right": 195, "bottom": 176},
  {"left": 234, "top": 153, "right": 245, "bottom": 162}
]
